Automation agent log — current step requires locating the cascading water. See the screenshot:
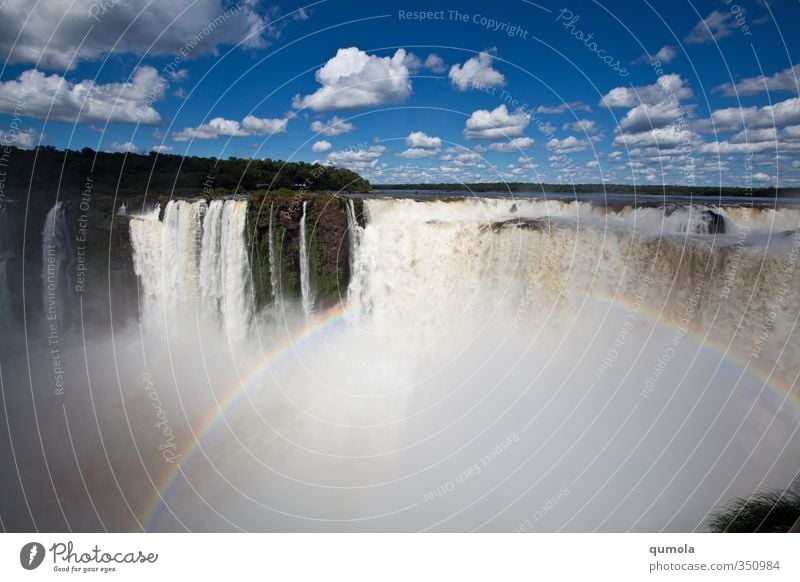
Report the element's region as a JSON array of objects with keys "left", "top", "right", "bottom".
[
  {"left": 0, "top": 202, "right": 15, "bottom": 333},
  {"left": 268, "top": 201, "right": 280, "bottom": 306},
  {"left": 299, "top": 200, "right": 313, "bottom": 317},
  {"left": 41, "top": 201, "right": 75, "bottom": 326},
  {"left": 130, "top": 198, "right": 251, "bottom": 340}
]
